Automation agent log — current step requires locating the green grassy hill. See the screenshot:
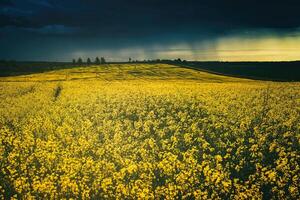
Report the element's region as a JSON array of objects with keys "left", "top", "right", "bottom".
[{"left": 174, "top": 61, "right": 300, "bottom": 81}]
